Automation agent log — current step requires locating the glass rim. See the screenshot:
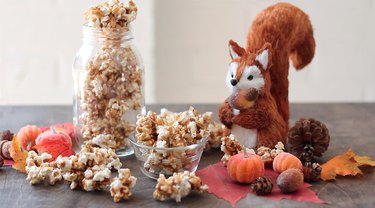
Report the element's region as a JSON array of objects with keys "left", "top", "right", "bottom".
[
  {"left": 129, "top": 136, "right": 208, "bottom": 151},
  {"left": 82, "top": 24, "right": 133, "bottom": 33}
]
